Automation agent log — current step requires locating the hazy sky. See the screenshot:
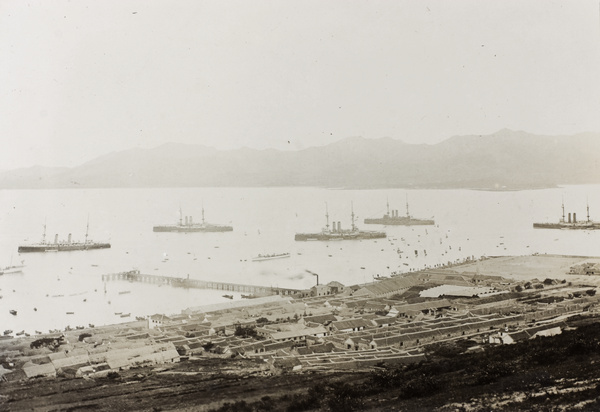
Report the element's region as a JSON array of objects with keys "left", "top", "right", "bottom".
[{"left": 1, "top": 0, "right": 599, "bottom": 169}]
